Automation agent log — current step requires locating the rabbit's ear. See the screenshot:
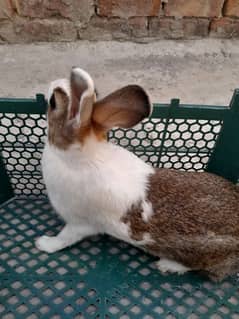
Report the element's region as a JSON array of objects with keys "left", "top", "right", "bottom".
[
  {"left": 48, "top": 78, "right": 70, "bottom": 112},
  {"left": 92, "top": 85, "right": 151, "bottom": 130},
  {"left": 50, "top": 87, "right": 69, "bottom": 112},
  {"left": 70, "top": 67, "right": 96, "bottom": 125}
]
